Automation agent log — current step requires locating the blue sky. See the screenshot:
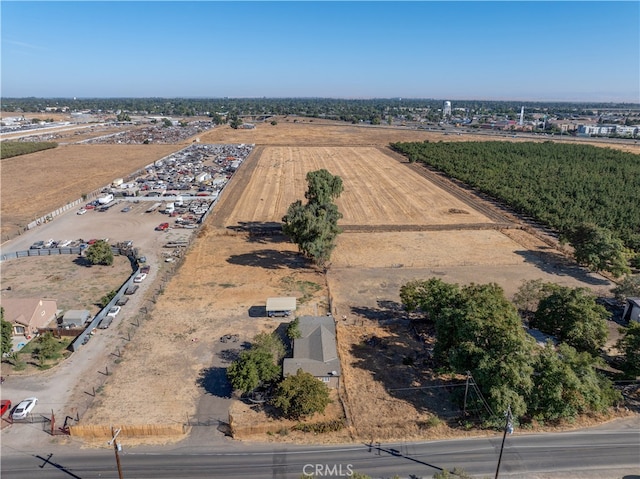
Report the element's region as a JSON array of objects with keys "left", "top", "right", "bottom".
[{"left": 2, "top": 1, "right": 638, "bottom": 101}]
